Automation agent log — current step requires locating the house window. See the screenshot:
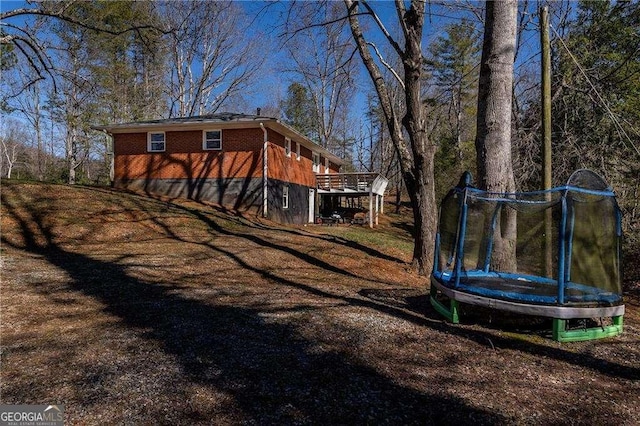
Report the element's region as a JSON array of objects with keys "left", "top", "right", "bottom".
[
  {"left": 296, "top": 142, "right": 301, "bottom": 161},
  {"left": 324, "top": 158, "right": 330, "bottom": 173},
  {"left": 285, "top": 137, "right": 291, "bottom": 157},
  {"left": 283, "top": 186, "right": 289, "bottom": 209},
  {"left": 312, "top": 152, "right": 320, "bottom": 173},
  {"left": 203, "top": 130, "right": 222, "bottom": 150},
  {"left": 148, "top": 132, "right": 166, "bottom": 152}
]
